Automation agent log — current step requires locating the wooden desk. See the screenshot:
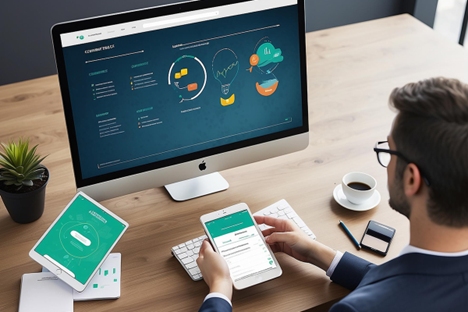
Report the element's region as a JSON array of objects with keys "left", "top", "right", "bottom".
[{"left": 1, "top": 14, "right": 467, "bottom": 311}]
